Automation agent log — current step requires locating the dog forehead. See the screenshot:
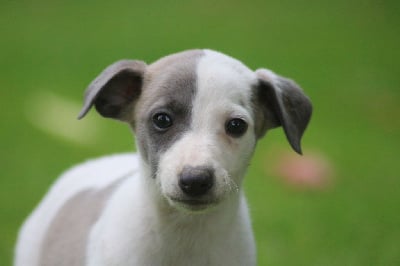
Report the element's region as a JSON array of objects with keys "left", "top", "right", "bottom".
[
  {"left": 200, "top": 50, "right": 256, "bottom": 79},
  {"left": 147, "top": 49, "right": 204, "bottom": 77},
  {"left": 136, "top": 49, "right": 258, "bottom": 123},
  {"left": 195, "top": 50, "right": 257, "bottom": 109},
  {"left": 198, "top": 50, "right": 257, "bottom": 96},
  {"left": 139, "top": 50, "right": 204, "bottom": 108}
]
